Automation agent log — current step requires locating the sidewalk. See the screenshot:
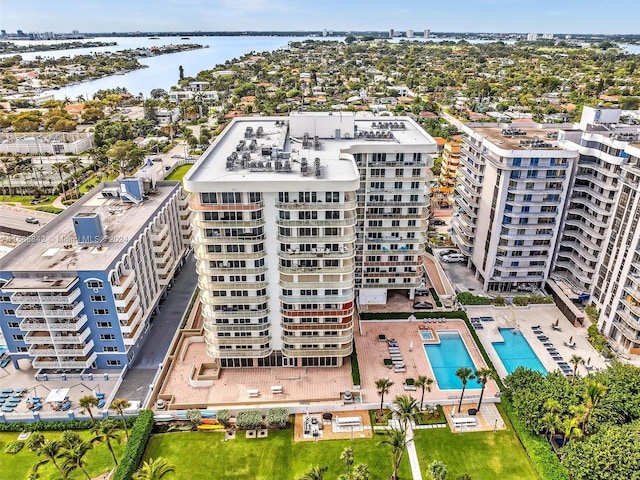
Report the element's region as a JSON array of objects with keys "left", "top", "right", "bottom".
[{"left": 52, "top": 195, "right": 67, "bottom": 210}]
